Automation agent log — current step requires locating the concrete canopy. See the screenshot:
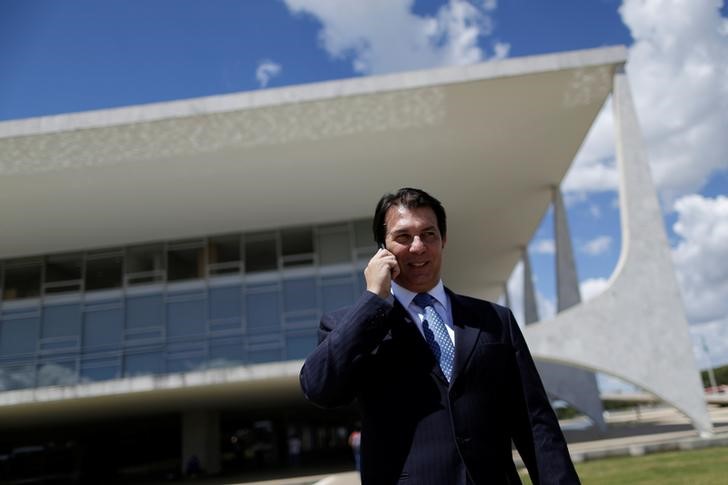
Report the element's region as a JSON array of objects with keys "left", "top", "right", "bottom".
[{"left": 0, "top": 46, "right": 626, "bottom": 301}]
